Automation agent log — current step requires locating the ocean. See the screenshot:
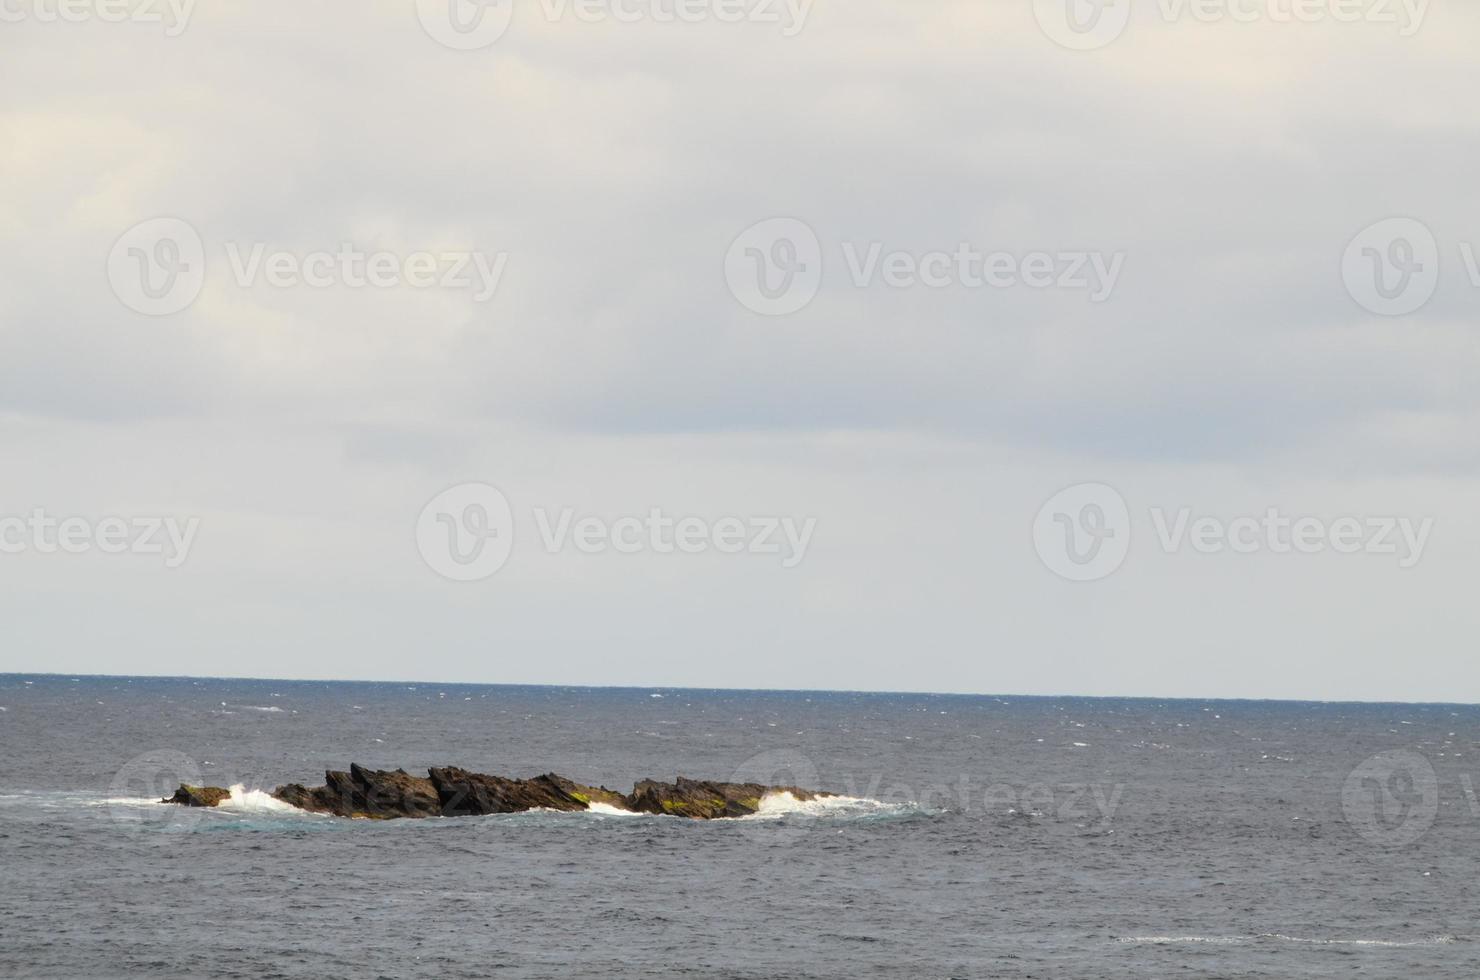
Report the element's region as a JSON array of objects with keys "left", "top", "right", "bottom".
[{"left": 1, "top": 673, "right": 1476, "bottom": 978}]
